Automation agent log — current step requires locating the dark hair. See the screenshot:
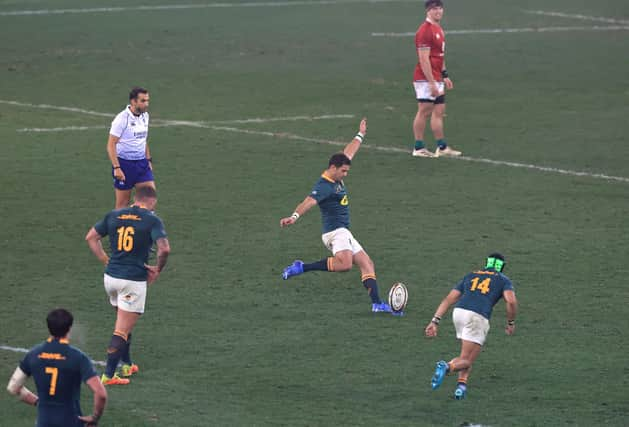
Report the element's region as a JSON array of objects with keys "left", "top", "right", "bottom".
[
  {"left": 135, "top": 186, "right": 157, "bottom": 200},
  {"left": 47, "top": 309, "right": 73, "bottom": 338},
  {"left": 328, "top": 153, "right": 351, "bottom": 168},
  {"left": 425, "top": 0, "right": 443, "bottom": 10},
  {"left": 129, "top": 86, "right": 149, "bottom": 101},
  {"left": 486, "top": 252, "right": 506, "bottom": 272}
]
